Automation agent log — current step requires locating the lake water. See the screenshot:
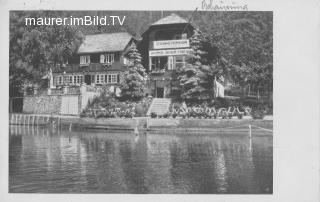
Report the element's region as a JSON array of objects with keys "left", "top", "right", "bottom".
[{"left": 9, "top": 125, "right": 272, "bottom": 194}]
